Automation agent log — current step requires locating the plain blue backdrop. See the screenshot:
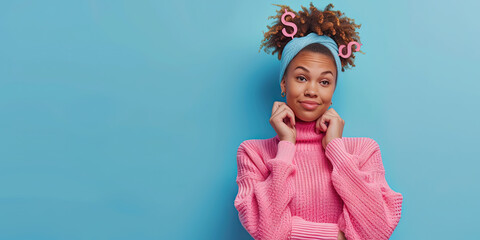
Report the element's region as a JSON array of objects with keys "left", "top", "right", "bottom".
[{"left": 1, "top": 0, "right": 480, "bottom": 239}]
